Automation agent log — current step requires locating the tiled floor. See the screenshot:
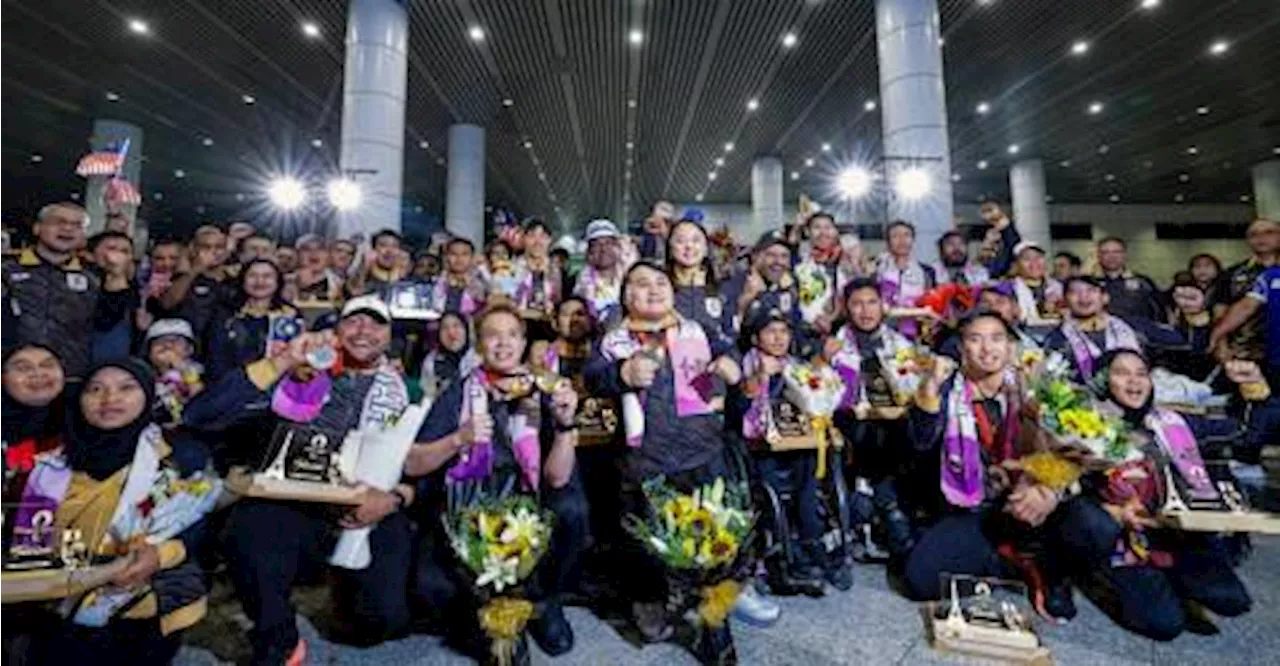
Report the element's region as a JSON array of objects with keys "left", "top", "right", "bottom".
[{"left": 176, "top": 535, "right": 1279, "bottom": 665}]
